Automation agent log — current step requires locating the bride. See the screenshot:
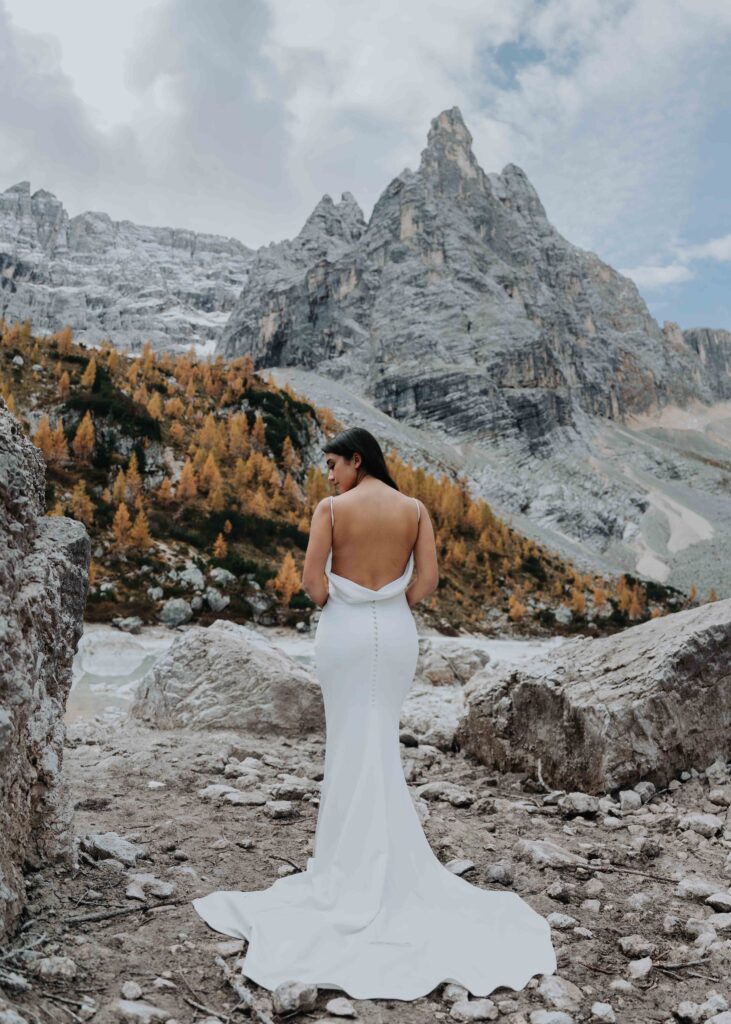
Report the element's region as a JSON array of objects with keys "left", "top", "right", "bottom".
[{"left": 192, "top": 427, "right": 557, "bottom": 1000}]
